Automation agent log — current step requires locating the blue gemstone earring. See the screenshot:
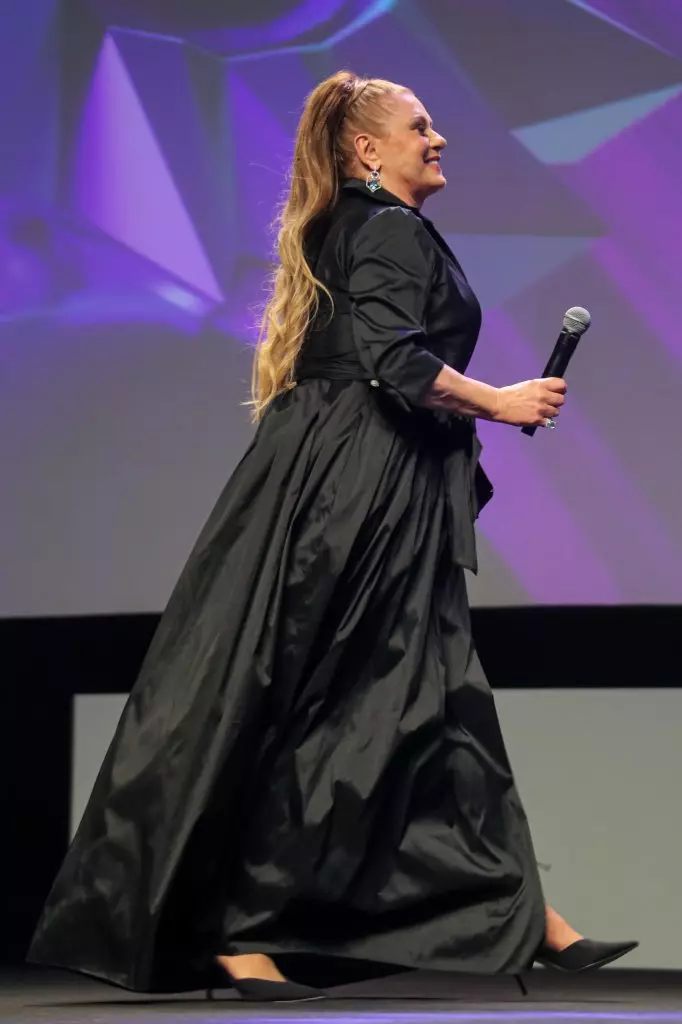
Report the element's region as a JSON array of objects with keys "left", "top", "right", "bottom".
[{"left": 366, "top": 167, "right": 382, "bottom": 193}]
